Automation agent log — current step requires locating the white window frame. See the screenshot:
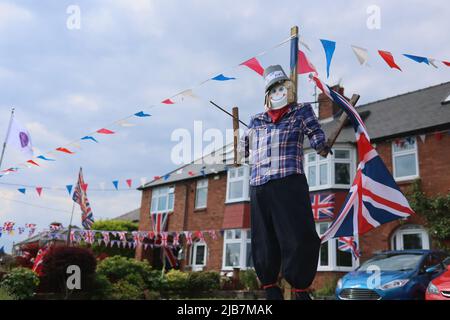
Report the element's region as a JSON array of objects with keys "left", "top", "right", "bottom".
[
  {"left": 316, "top": 222, "right": 359, "bottom": 272},
  {"left": 221, "top": 229, "right": 253, "bottom": 271},
  {"left": 226, "top": 165, "right": 250, "bottom": 203},
  {"left": 195, "top": 178, "right": 208, "bottom": 209},
  {"left": 150, "top": 185, "right": 175, "bottom": 213},
  {"left": 391, "top": 225, "right": 430, "bottom": 250},
  {"left": 305, "top": 146, "right": 356, "bottom": 192},
  {"left": 190, "top": 240, "right": 207, "bottom": 271},
  {"left": 392, "top": 137, "right": 419, "bottom": 182}
]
